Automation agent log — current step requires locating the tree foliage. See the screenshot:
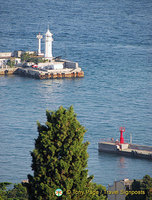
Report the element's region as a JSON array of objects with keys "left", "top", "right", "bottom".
[
  {"left": 27, "top": 106, "right": 106, "bottom": 200},
  {"left": 126, "top": 175, "right": 152, "bottom": 200},
  {"left": 21, "top": 53, "right": 38, "bottom": 64},
  {"left": 7, "top": 58, "right": 15, "bottom": 67},
  {"left": 0, "top": 183, "right": 28, "bottom": 200},
  {"left": 141, "top": 175, "right": 152, "bottom": 200},
  {"left": 21, "top": 53, "right": 31, "bottom": 62},
  {"left": 21, "top": 52, "right": 47, "bottom": 64}
]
